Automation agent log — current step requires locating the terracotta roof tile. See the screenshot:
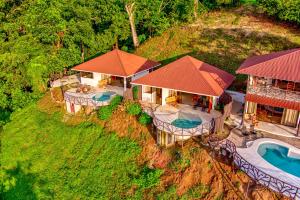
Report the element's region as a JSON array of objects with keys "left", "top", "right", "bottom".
[
  {"left": 237, "top": 48, "right": 300, "bottom": 82},
  {"left": 72, "top": 49, "right": 160, "bottom": 77},
  {"left": 132, "top": 56, "right": 235, "bottom": 97}
]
